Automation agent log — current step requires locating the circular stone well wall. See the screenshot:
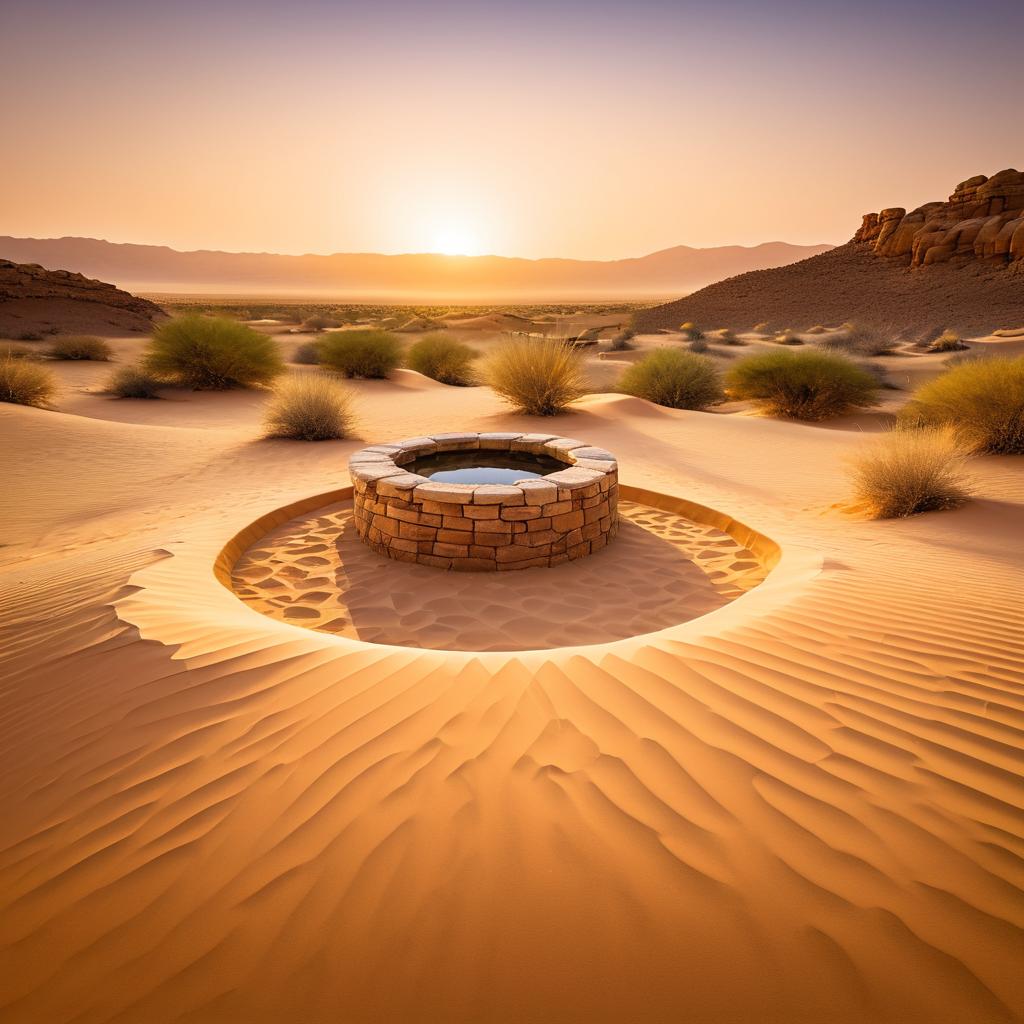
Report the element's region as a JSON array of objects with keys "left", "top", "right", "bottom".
[{"left": 350, "top": 432, "right": 618, "bottom": 571}]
